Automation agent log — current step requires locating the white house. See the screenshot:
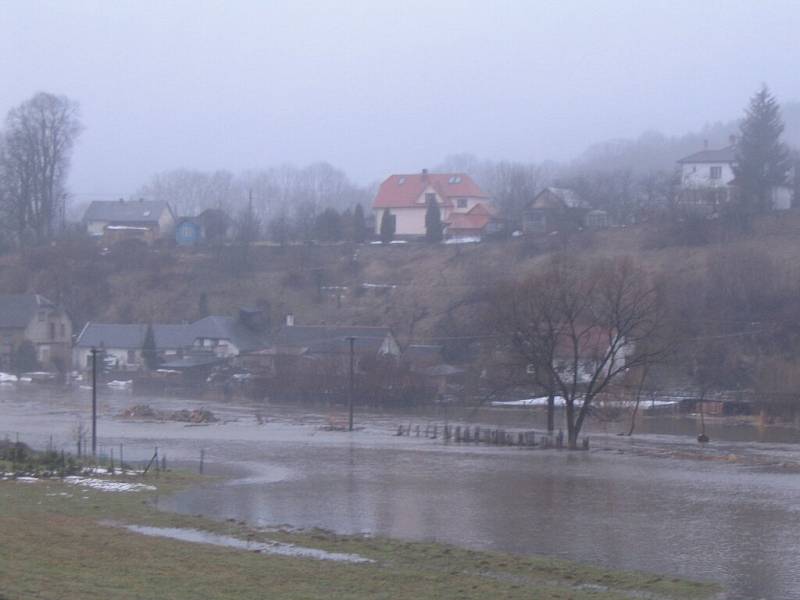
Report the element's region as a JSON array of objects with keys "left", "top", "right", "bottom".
[
  {"left": 83, "top": 199, "right": 176, "bottom": 241},
  {"left": 677, "top": 139, "right": 792, "bottom": 212},
  {"left": 372, "top": 170, "right": 493, "bottom": 237}
]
